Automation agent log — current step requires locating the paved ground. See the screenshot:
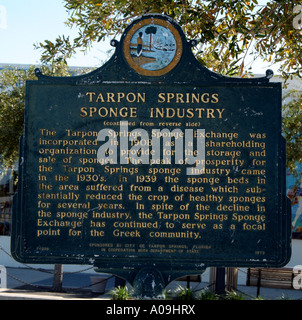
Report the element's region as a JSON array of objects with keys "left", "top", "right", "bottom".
[{"left": 1, "top": 267, "right": 302, "bottom": 300}]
